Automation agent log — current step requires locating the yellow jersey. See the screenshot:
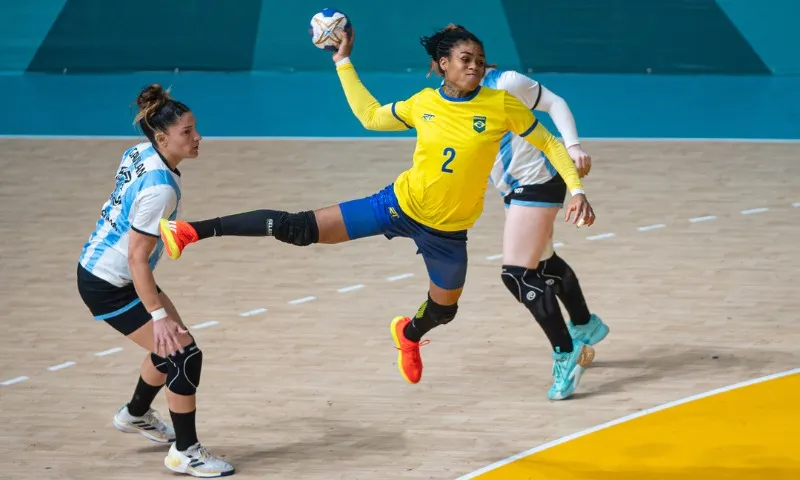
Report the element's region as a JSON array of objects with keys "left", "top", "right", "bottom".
[{"left": 336, "top": 60, "right": 583, "bottom": 232}]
